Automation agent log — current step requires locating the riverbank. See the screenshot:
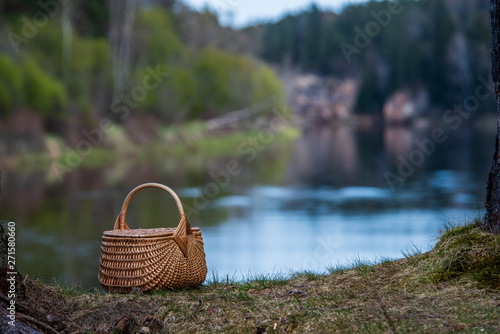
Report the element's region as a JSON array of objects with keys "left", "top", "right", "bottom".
[
  {"left": 2, "top": 220, "right": 499, "bottom": 333},
  {"left": 3, "top": 109, "right": 498, "bottom": 176},
  {"left": 1, "top": 119, "right": 301, "bottom": 175}
]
